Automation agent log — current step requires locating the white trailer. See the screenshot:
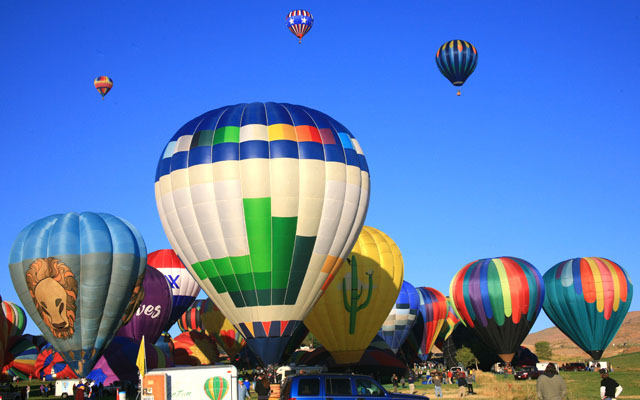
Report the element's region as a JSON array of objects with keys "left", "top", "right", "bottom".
[
  {"left": 55, "top": 379, "right": 81, "bottom": 398},
  {"left": 143, "top": 365, "right": 238, "bottom": 400}
]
